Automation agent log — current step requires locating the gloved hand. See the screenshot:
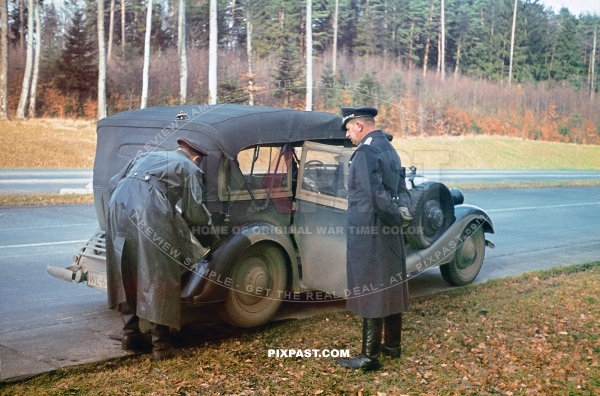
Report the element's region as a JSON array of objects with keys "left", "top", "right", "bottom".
[{"left": 399, "top": 206, "right": 413, "bottom": 227}]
